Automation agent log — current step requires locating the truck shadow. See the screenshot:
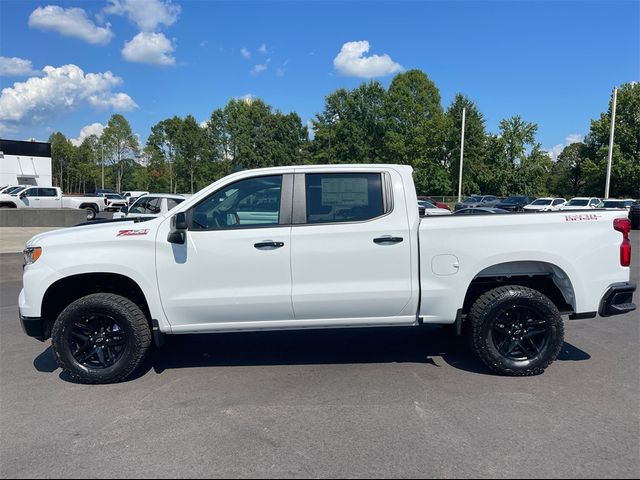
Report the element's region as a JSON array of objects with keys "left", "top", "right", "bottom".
[{"left": 33, "top": 325, "right": 592, "bottom": 382}]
